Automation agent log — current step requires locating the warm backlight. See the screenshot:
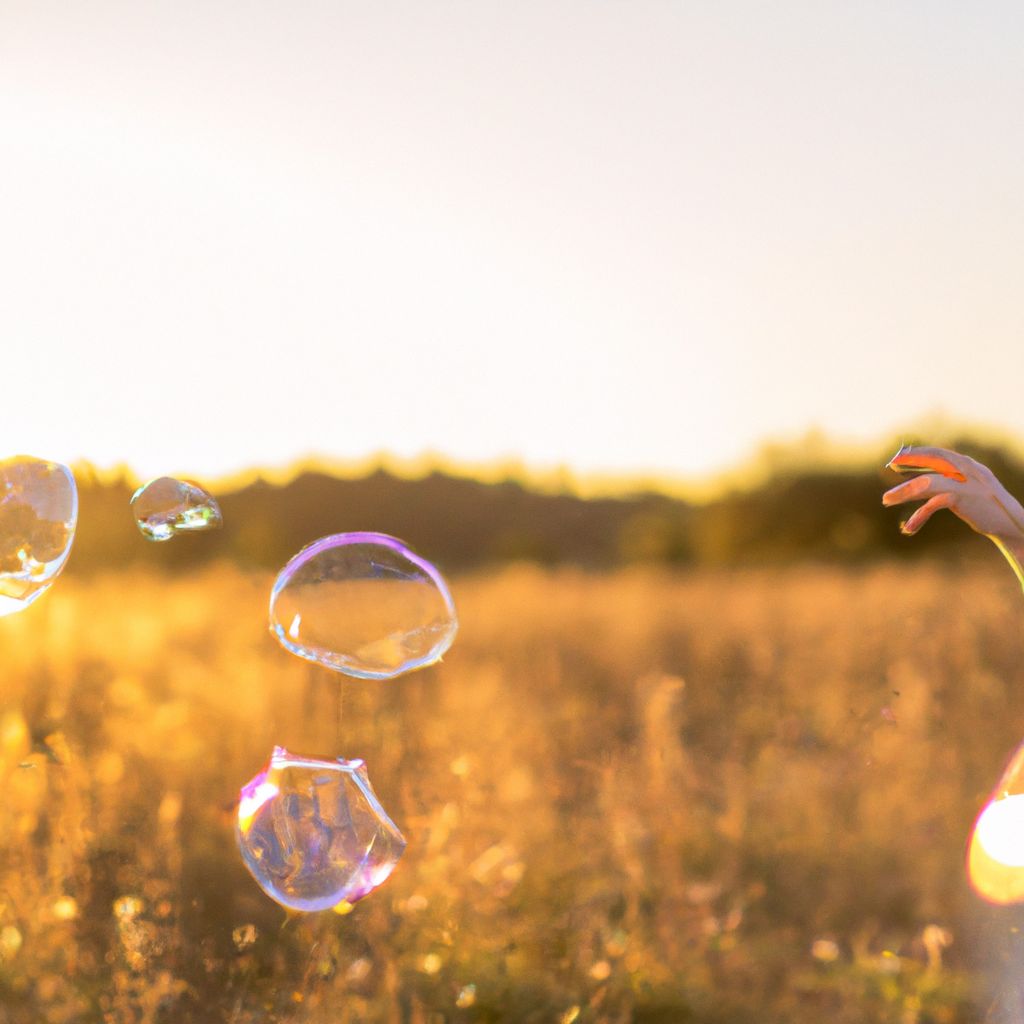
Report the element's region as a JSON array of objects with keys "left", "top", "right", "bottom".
[{"left": 967, "top": 744, "right": 1024, "bottom": 904}]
